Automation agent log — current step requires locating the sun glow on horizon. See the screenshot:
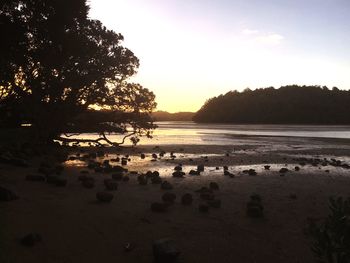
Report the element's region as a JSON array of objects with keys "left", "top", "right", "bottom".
[{"left": 88, "top": 0, "right": 350, "bottom": 113}]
